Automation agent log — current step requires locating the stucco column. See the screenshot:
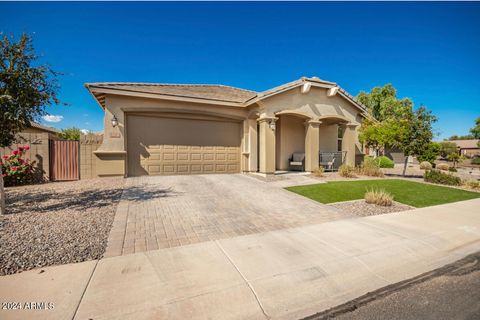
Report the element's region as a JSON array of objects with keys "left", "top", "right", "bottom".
[
  {"left": 258, "top": 116, "right": 277, "bottom": 174},
  {"left": 304, "top": 120, "right": 321, "bottom": 172},
  {"left": 247, "top": 118, "right": 258, "bottom": 172},
  {"left": 342, "top": 124, "right": 357, "bottom": 166}
]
